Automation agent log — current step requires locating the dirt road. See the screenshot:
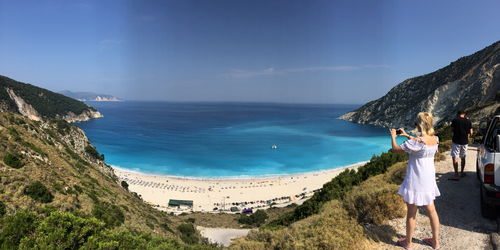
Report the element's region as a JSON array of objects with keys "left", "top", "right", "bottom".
[{"left": 376, "top": 146, "right": 498, "bottom": 249}]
